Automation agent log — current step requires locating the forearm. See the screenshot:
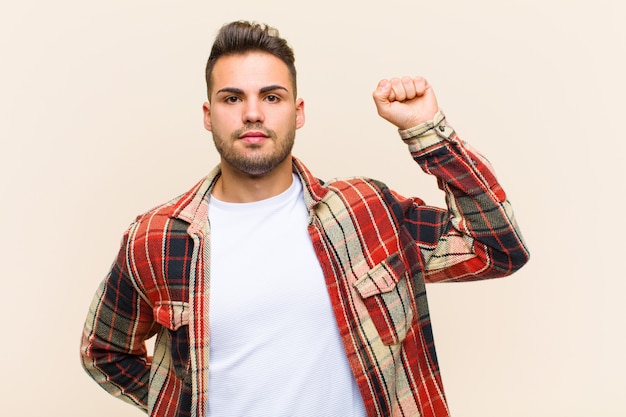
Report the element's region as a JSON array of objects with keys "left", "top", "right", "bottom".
[
  {"left": 80, "top": 242, "right": 155, "bottom": 409},
  {"left": 401, "top": 112, "right": 529, "bottom": 281},
  {"left": 81, "top": 326, "right": 150, "bottom": 410}
]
